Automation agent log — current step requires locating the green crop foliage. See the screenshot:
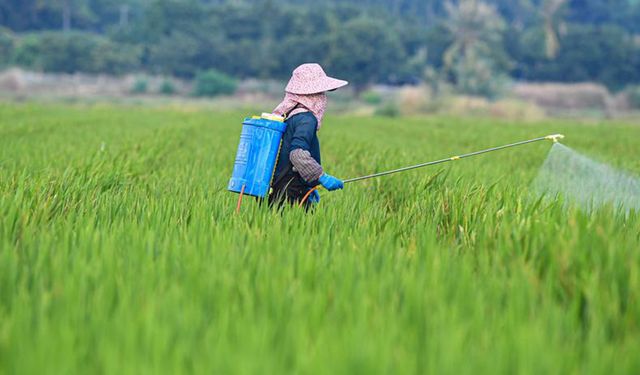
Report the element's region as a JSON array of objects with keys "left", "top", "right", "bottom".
[{"left": 0, "top": 103, "right": 639, "bottom": 374}]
